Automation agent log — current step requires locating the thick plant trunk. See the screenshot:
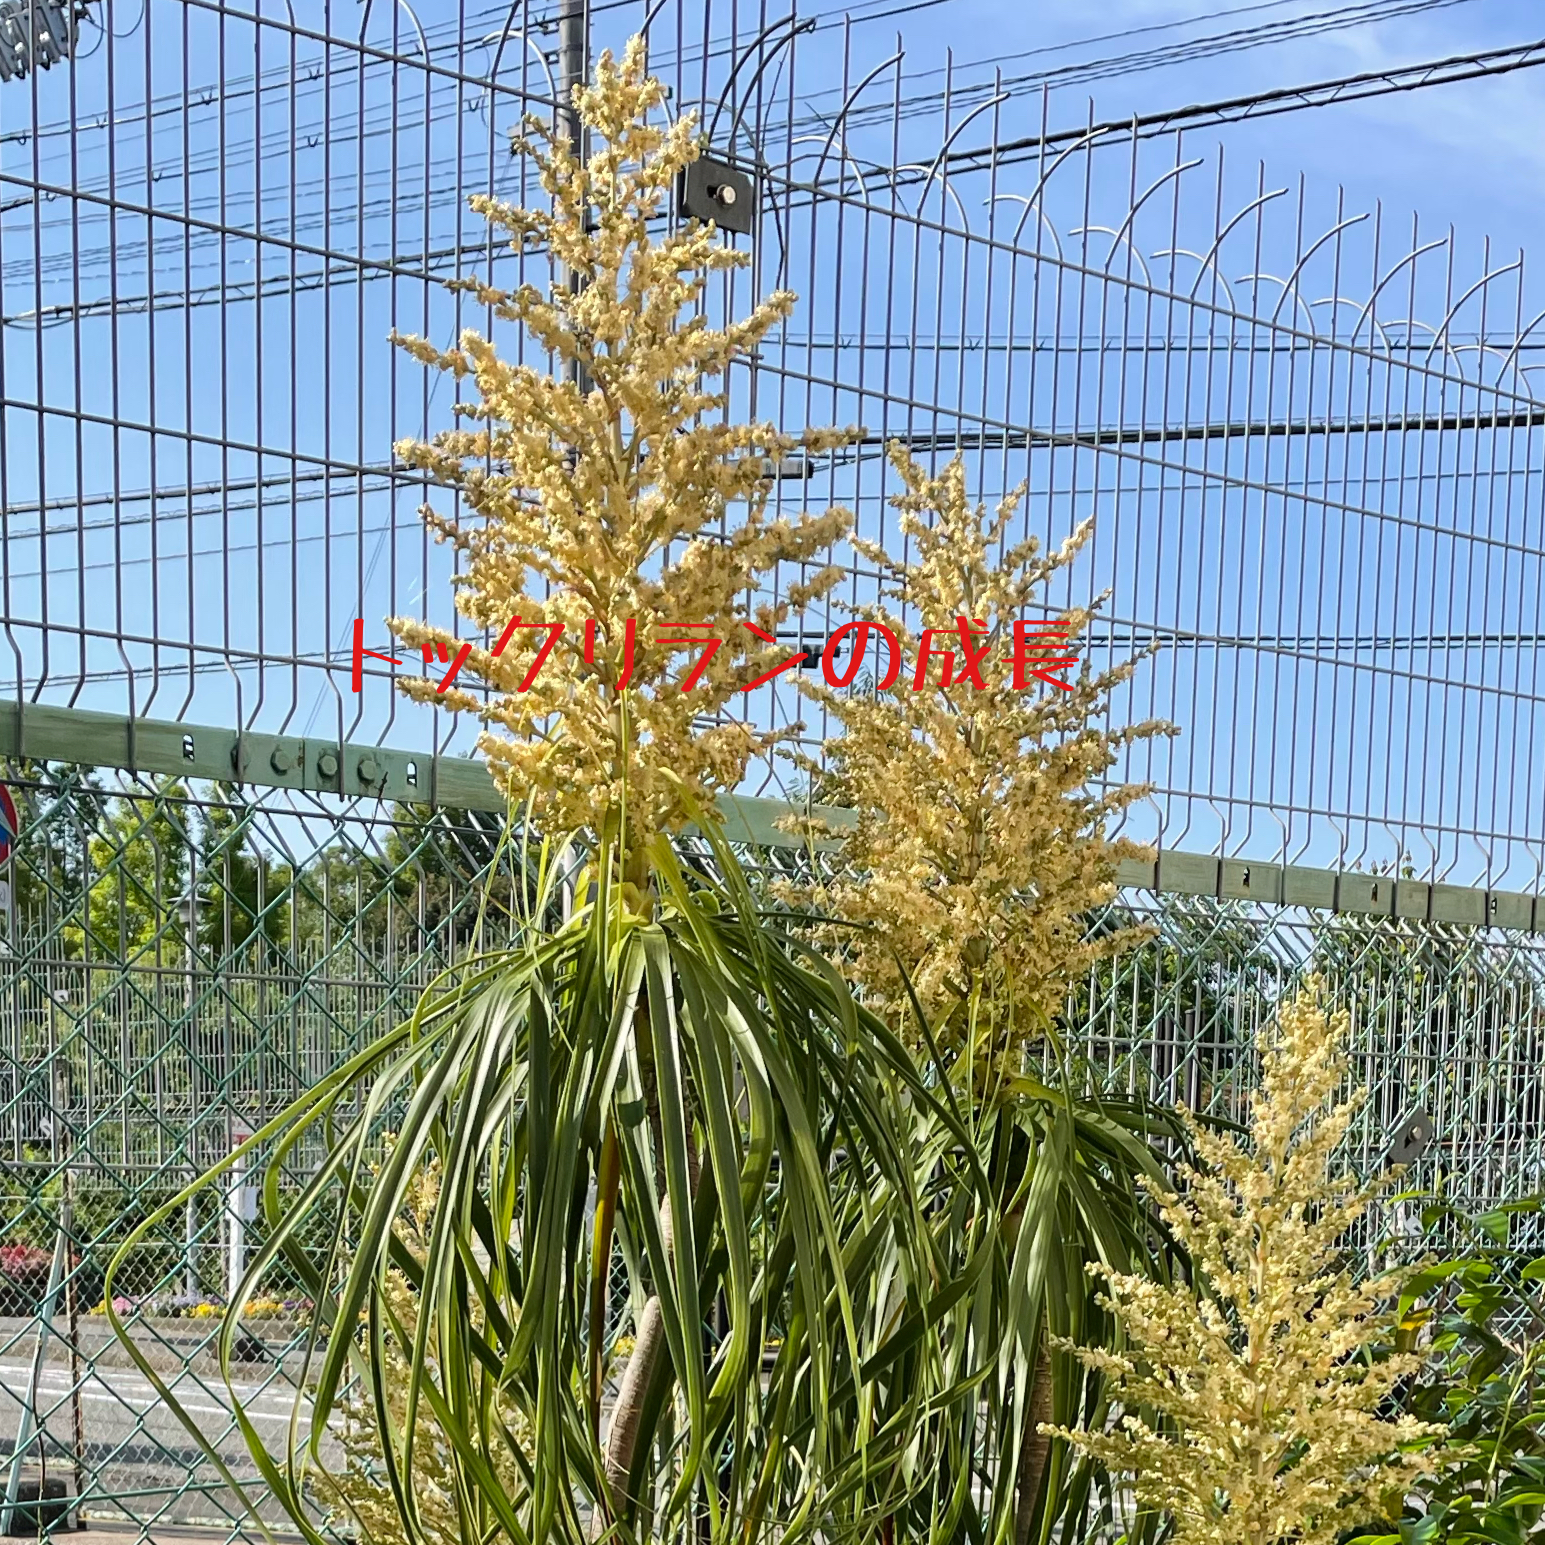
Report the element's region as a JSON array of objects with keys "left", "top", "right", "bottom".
[
  {"left": 1013, "top": 1324, "right": 1055, "bottom": 1545},
  {"left": 595, "top": 1161, "right": 700, "bottom": 1534},
  {"left": 591, "top": 973, "right": 669, "bottom": 1539},
  {"left": 593, "top": 917, "right": 702, "bottom": 1537},
  {"left": 601, "top": 1294, "right": 667, "bottom": 1516}
]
